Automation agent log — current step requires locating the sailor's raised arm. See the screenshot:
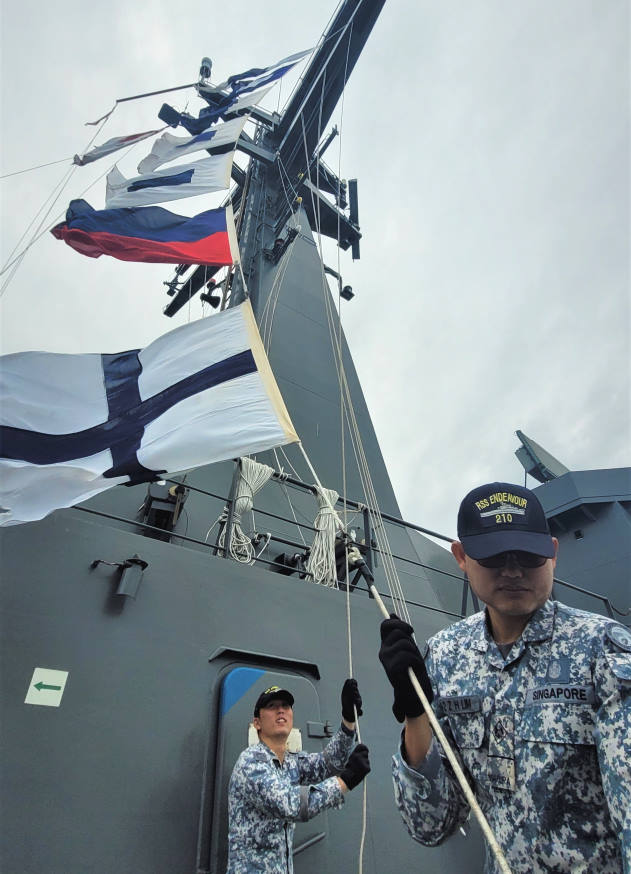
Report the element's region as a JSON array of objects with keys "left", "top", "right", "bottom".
[{"left": 296, "top": 677, "right": 366, "bottom": 783}]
